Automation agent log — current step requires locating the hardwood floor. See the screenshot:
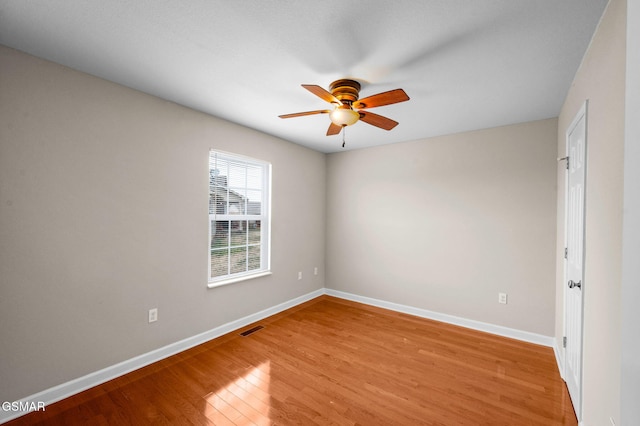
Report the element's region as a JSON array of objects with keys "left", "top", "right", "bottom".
[{"left": 7, "top": 295, "right": 577, "bottom": 425}]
